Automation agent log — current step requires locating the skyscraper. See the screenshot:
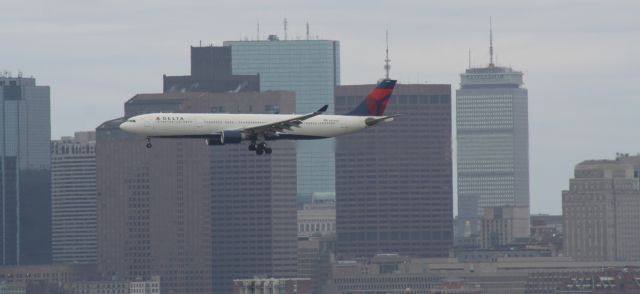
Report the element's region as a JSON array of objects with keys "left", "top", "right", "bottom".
[
  {"left": 563, "top": 155, "right": 640, "bottom": 262},
  {"left": 96, "top": 91, "right": 297, "bottom": 294},
  {"left": 334, "top": 83, "right": 453, "bottom": 258},
  {"left": 51, "top": 131, "right": 96, "bottom": 264},
  {"left": 223, "top": 37, "right": 340, "bottom": 204},
  {"left": 456, "top": 27, "right": 530, "bottom": 237},
  {"left": 0, "top": 75, "right": 51, "bottom": 265},
  {"left": 205, "top": 93, "right": 298, "bottom": 294},
  {"left": 97, "top": 111, "right": 213, "bottom": 293}
]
